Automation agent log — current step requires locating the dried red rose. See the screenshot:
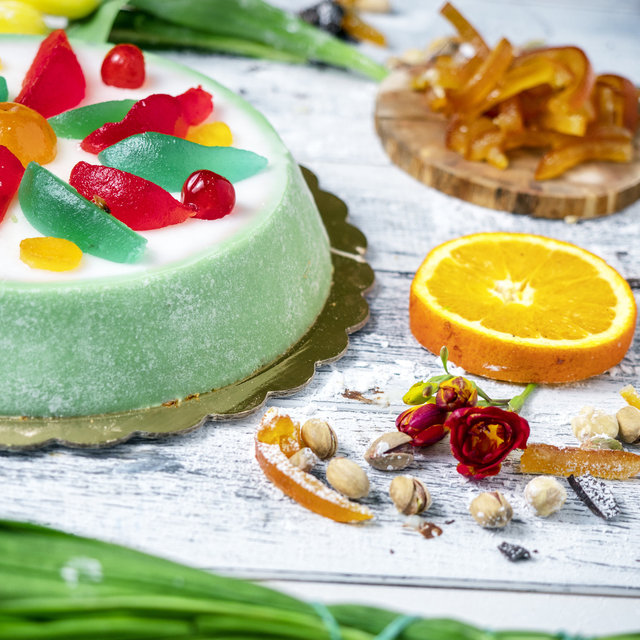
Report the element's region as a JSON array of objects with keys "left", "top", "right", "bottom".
[
  {"left": 447, "top": 406, "right": 530, "bottom": 478},
  {"left": 396, "top": 403, "right": 449, "bottom": 447}
]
